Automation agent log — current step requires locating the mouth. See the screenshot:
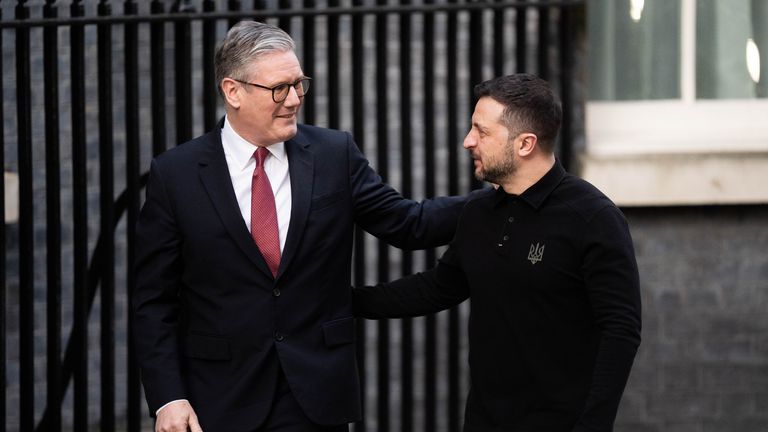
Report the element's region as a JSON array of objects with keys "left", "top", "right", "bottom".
[{"left": 276, "top": 112, "right": 297, "bottom": 120}]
